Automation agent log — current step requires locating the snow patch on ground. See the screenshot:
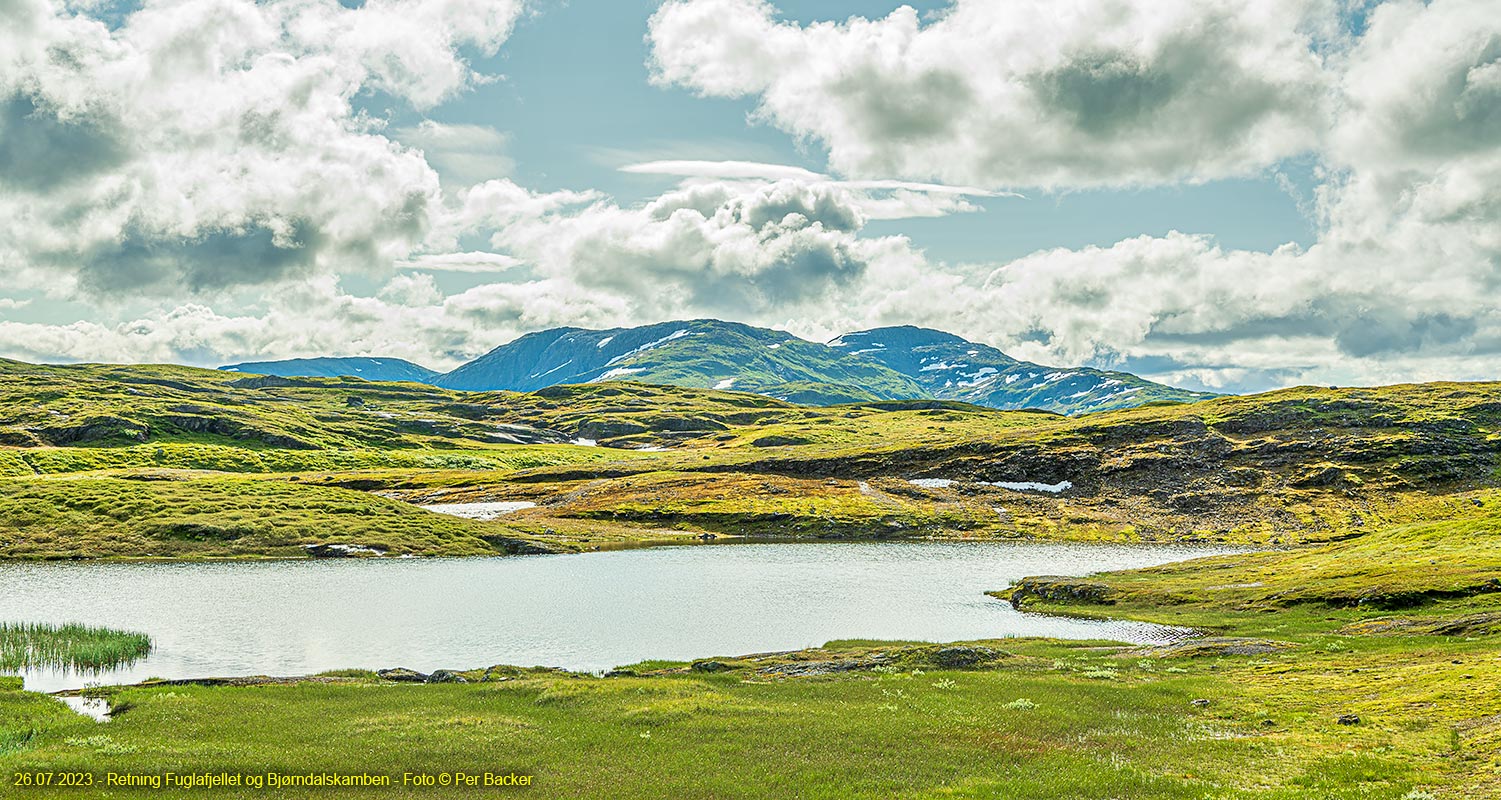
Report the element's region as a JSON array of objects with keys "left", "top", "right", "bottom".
[
  {"left": 766, "top": 343, "right": 782, "bottom": 349},
  {"left": 983, "top": 480, "right": 1073, "bottom": 493},
  {"left": 920, "top": 361, "right": 966, "bottom": 372},
  {"left": 425, "top": 502, "right": 538, "bottom": 520},
  {"left": 596, "top": 336, "right": 614, "bottom": 348},
  {"left": 303, "top": 543, "right": 386, "bottom": 556},
  {"left": 571, "top": 438, "right": 598, "bottom": 447},
  {"left": 714, "top": 378, "right": 736, "bottom": 390},
  {"left": 827, "top": 337, "right": 847, "bottom": 347},
  {"left": 906, "top": 477, "right": 1070, "bottom": 493}
]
